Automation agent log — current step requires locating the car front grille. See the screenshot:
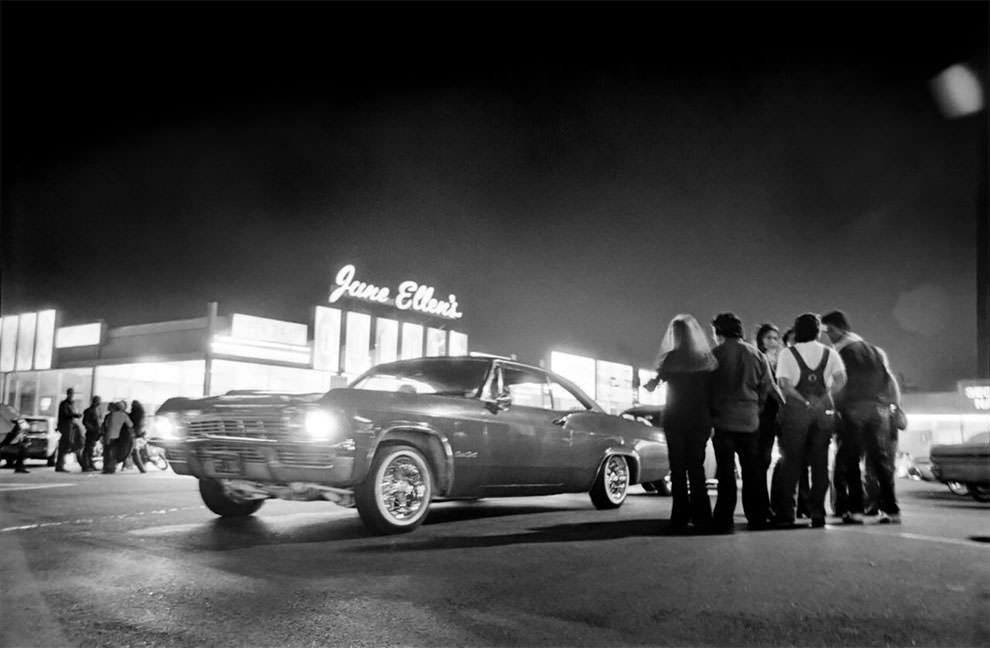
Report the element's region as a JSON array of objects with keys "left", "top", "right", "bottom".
[
  {"left": 185, "top": 414, "right": 292, "bottom": 442},
  {"left": 277, "top": 448, "right": 335, "bottom": 467},
  {"left": 197, "top": 442, "right": 267, "bottom": 463}
]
